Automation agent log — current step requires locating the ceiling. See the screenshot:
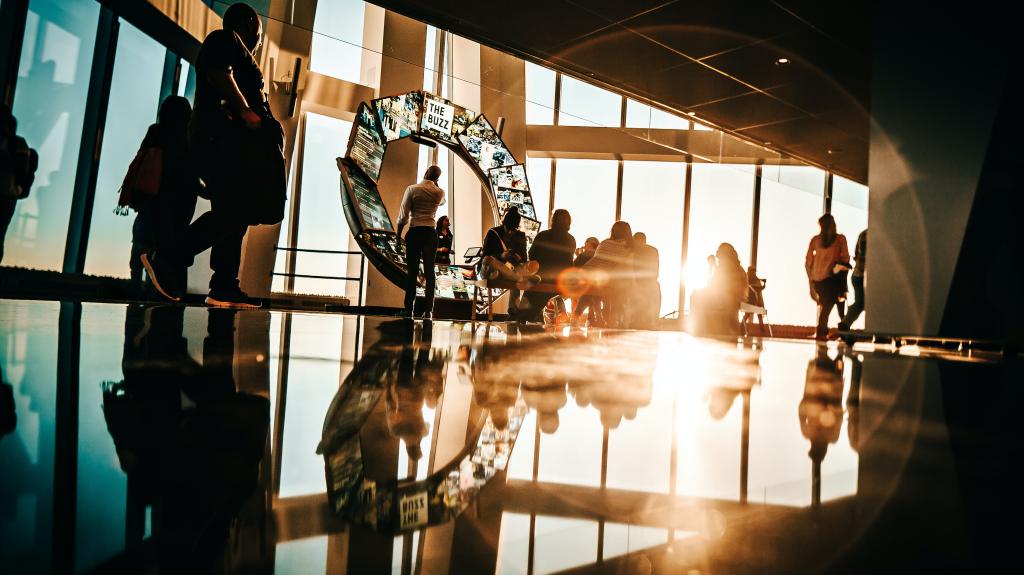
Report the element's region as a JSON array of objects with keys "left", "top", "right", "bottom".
[{"left": 367, "top": 0, "right": 871, "bottom": 183}]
